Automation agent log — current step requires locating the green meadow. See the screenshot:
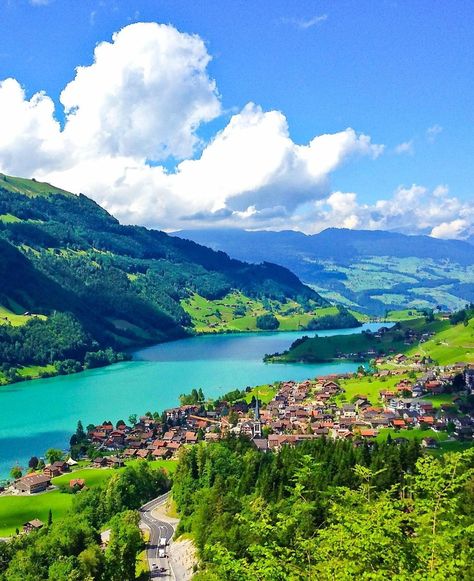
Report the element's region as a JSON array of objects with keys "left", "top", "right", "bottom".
[
  {"left": 181, "top": 291, "right": 360, "bottom": 333},
  {"left": 0, "top": 460, "right": 177, "bottom": 536},
  {"left": 376, "top": 428, "right": 449, "bottom": 443},
  {"left": 407, "top": 317, "right": 474, "bottom": 365}
]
